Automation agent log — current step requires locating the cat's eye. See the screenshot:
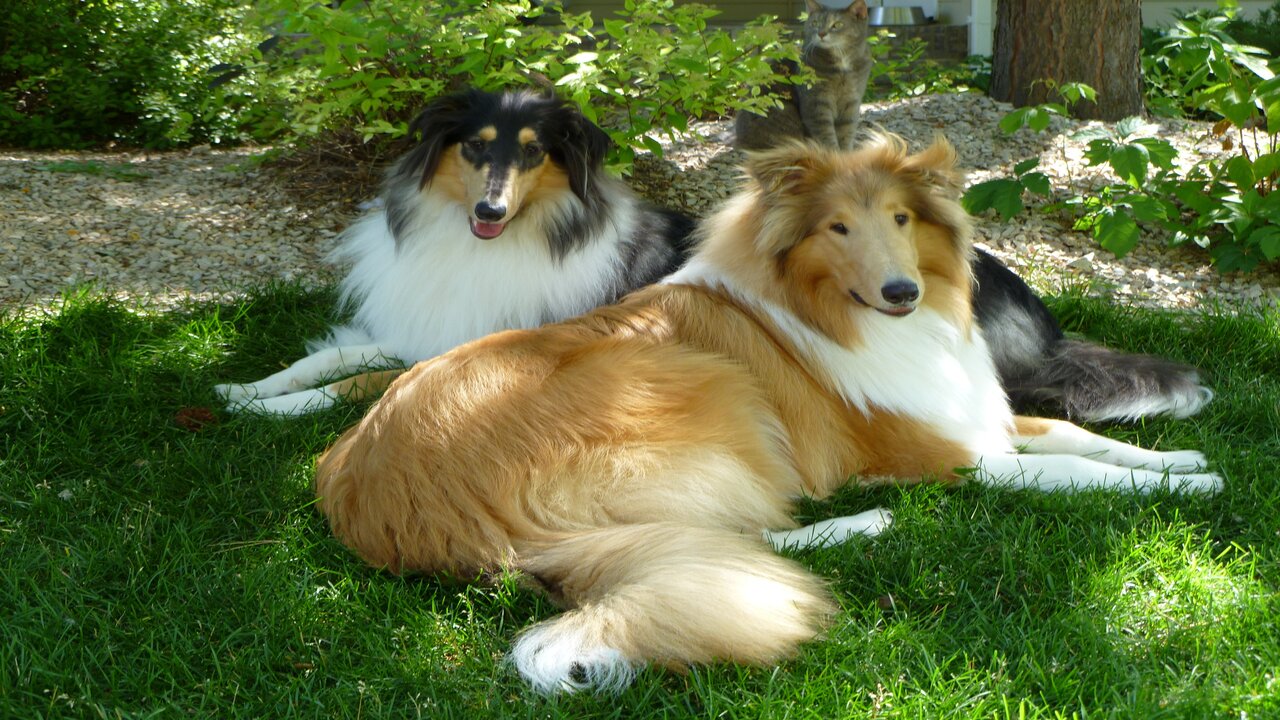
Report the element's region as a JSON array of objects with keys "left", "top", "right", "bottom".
[
  {"left": 894, "top": 213, "right": 909, "bottom": 226},
  {"left": 833, "top": 21, "right": 844, "bottom": 29},
  {"left": 831, "top": 222, "right": 848, "bottom": 235}
]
